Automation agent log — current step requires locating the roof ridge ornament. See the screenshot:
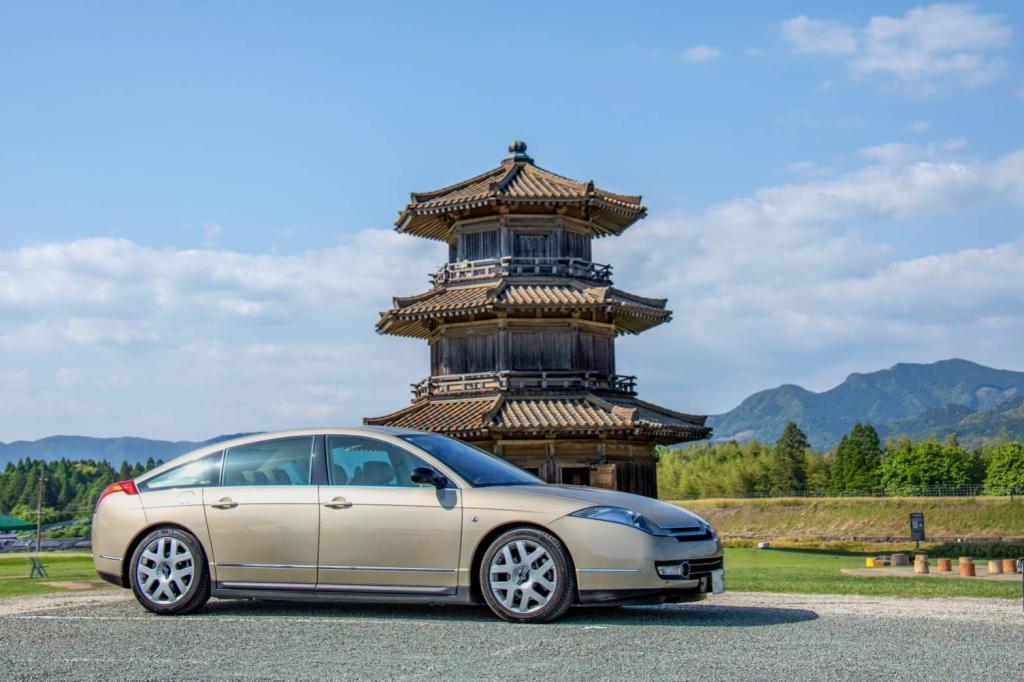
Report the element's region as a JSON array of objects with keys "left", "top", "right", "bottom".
[{"left": 504, "top": 140, "right": 534, "bottom": 164}]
